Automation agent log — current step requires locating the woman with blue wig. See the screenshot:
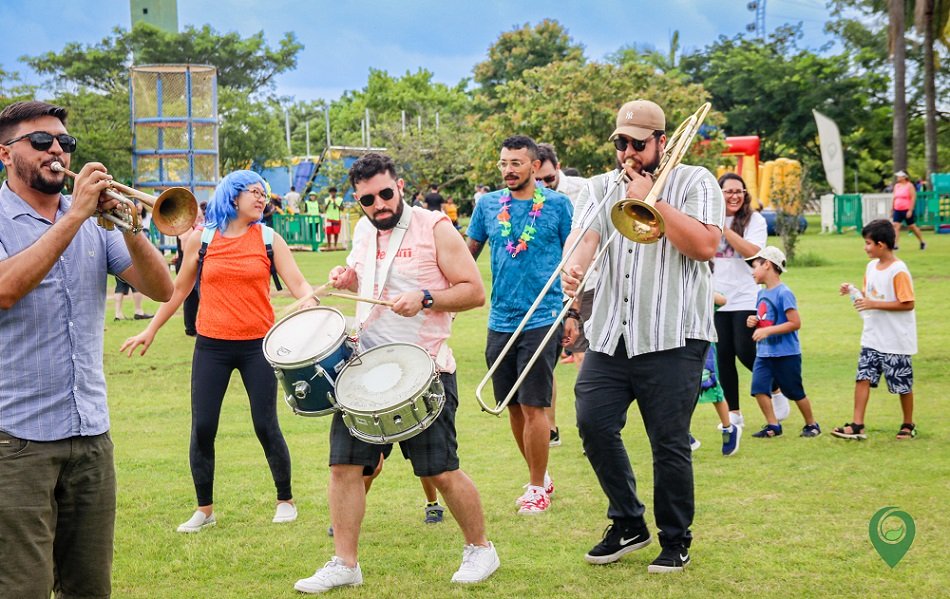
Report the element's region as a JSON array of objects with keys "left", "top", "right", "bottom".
[{"left": 121, "top": 170, "right": 317, "bottom": 532}]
